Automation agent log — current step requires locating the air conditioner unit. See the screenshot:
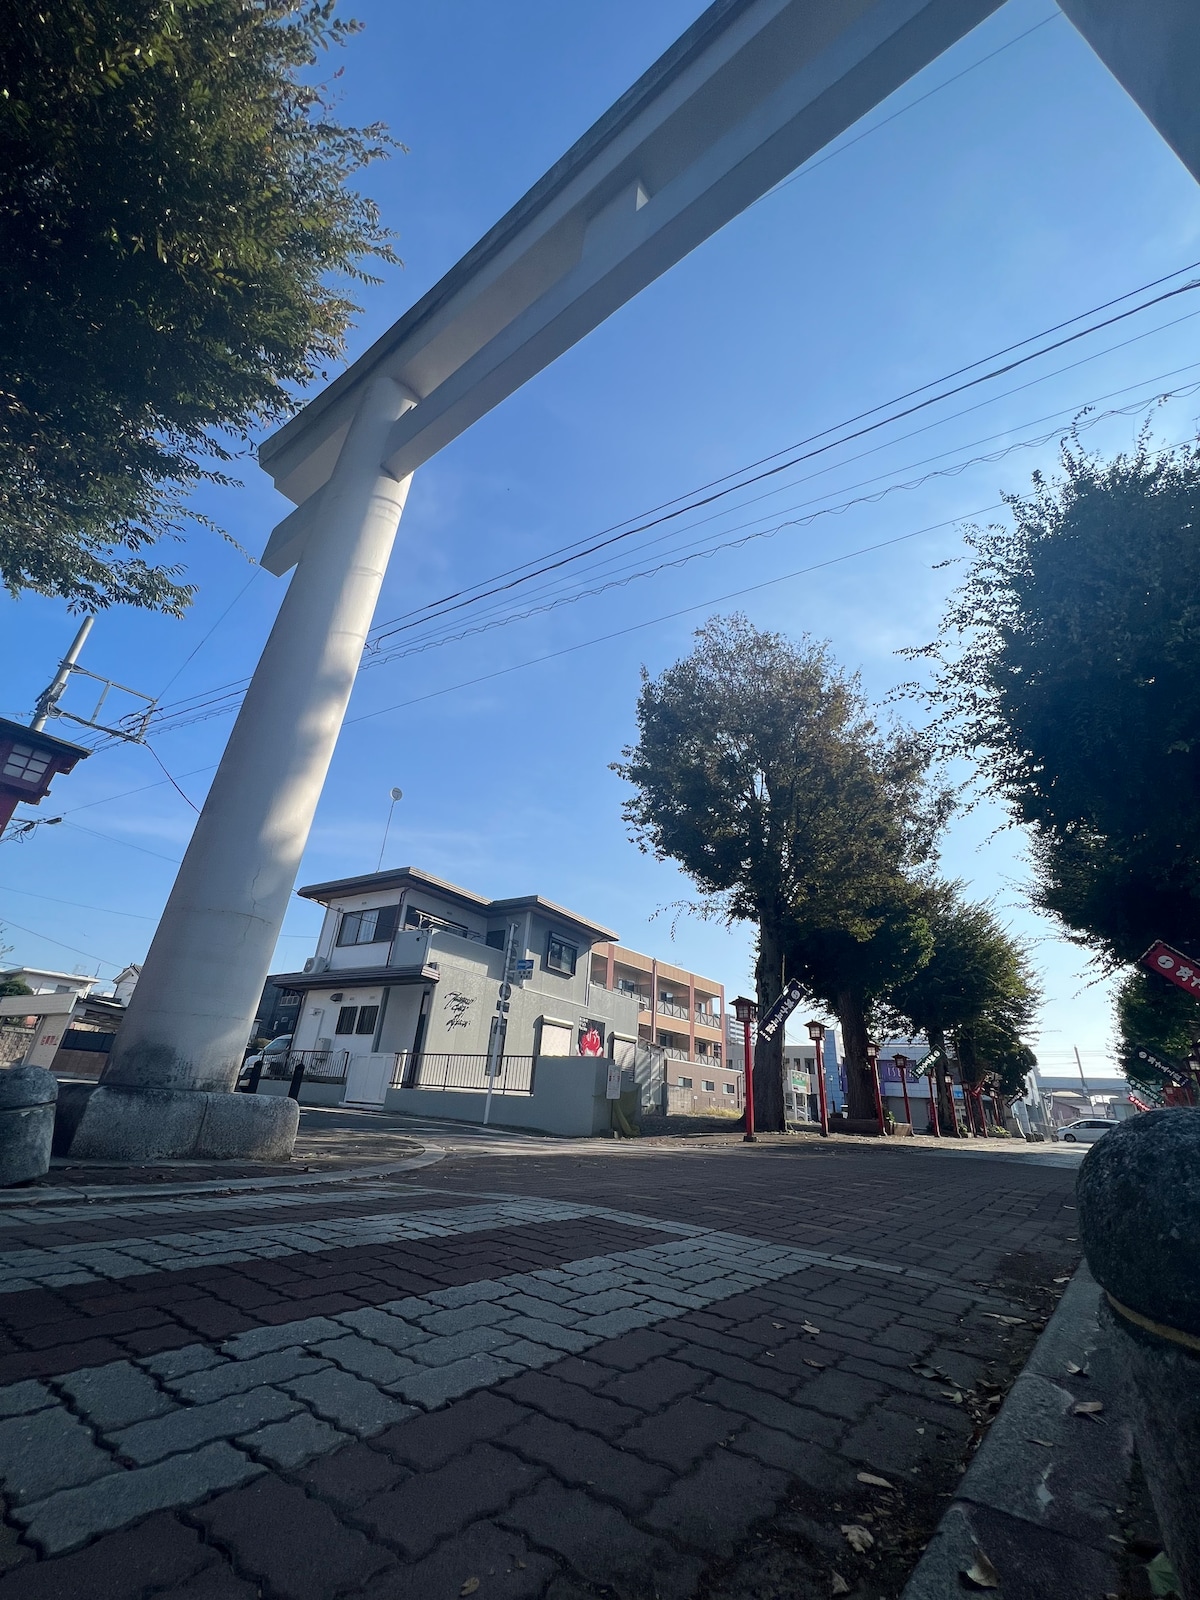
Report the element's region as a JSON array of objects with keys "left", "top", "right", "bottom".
[{"left": 303, "top": 956, "right": 328, "bottom": 975}]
